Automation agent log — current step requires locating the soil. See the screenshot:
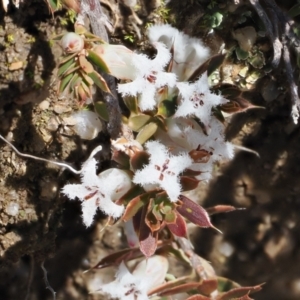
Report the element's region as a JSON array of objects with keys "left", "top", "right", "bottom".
[{"left": 0, "top": 0, "right": 300, "bottom": 299}]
